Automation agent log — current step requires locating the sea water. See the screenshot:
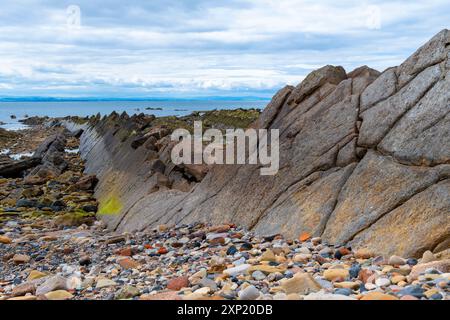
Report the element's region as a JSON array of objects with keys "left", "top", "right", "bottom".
[{"left": 0, "top": 100, "right": 268, "bottom": 131}]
